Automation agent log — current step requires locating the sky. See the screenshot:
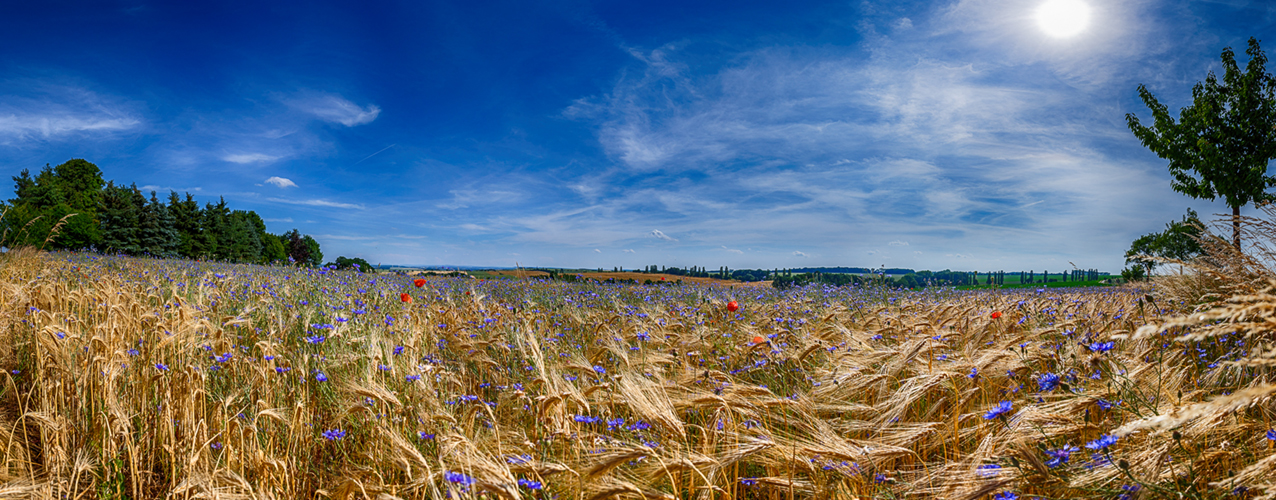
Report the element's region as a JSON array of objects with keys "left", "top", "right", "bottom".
[{"left": 1, "top": 0, "right": 1273, "bottom": 272}]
